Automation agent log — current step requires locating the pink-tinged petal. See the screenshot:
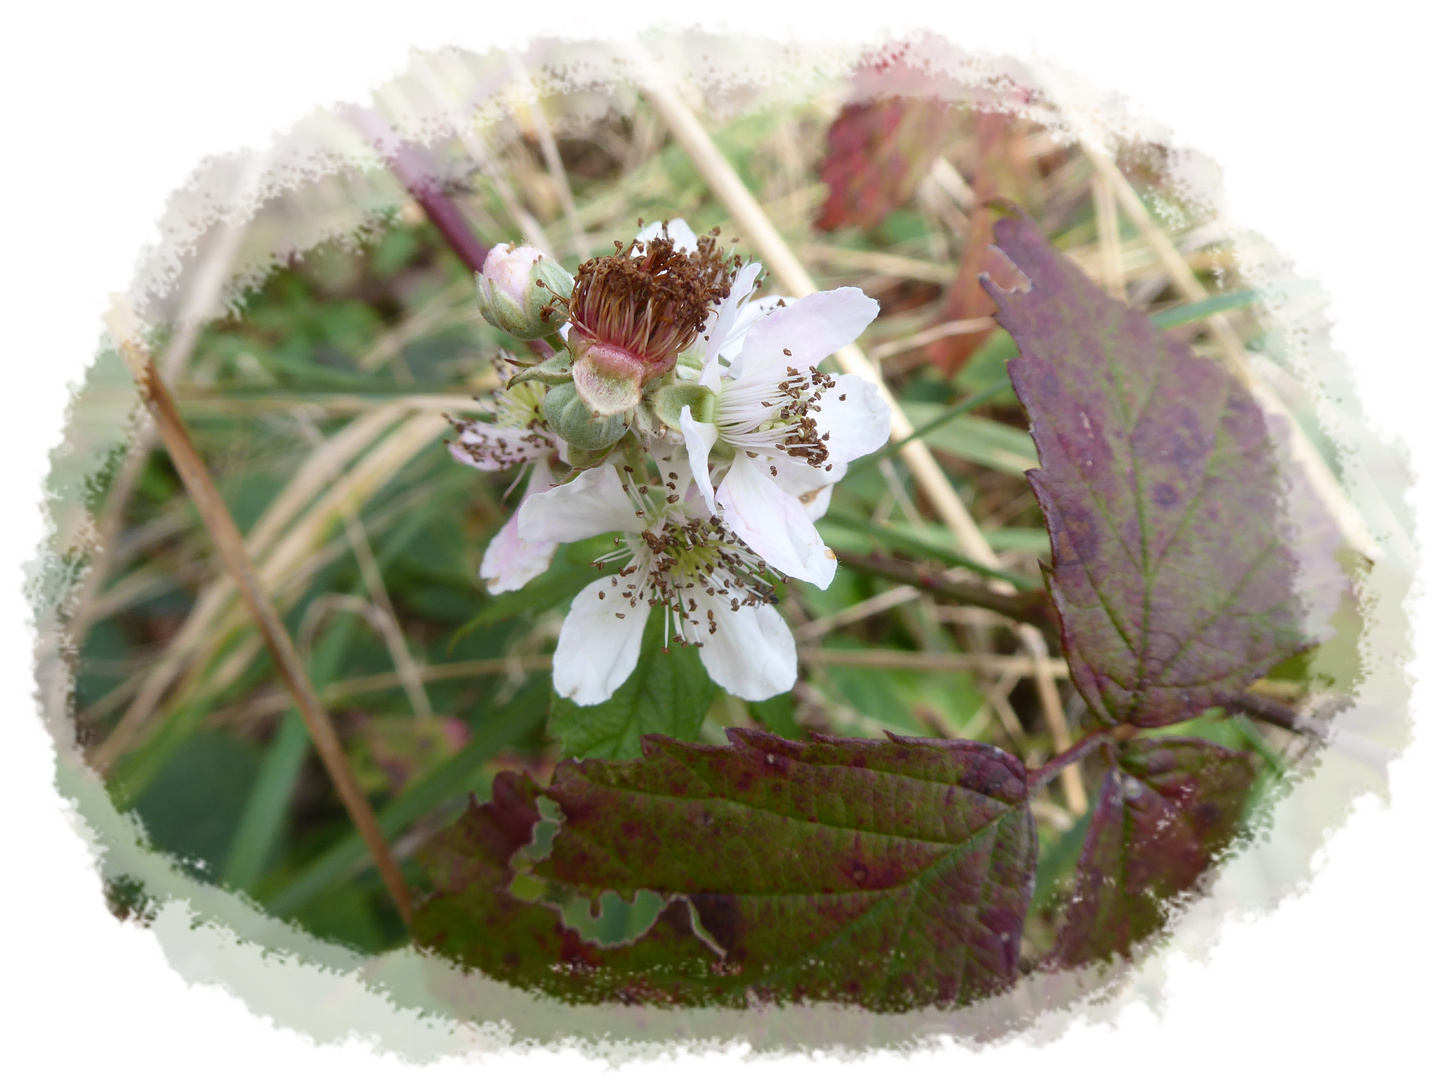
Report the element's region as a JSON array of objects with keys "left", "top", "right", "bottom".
[
  {"left": 553, "top": 580, "right": 648, "bottom": 705},
  {"left": 679, "top": 406, "right": 720, "bottom": 514},
  {"left": 813, "top": 373, "right": 893, "bottom": 464},
  {"left": 517, "top": 464, "right": 636, "bottom": 543},
  {"left": 479, "top": 462, "right": 558, "bottom": 593},
  {"left": 448, "top": 419, "right": 551, "bottom": 471},
  {"left": 715, "top": 453, "right": 837, "bottom": 588},
  {"left": 702, "top": 262, "right": 763, "bottom": 383},
  {"left": 636, "top": 217, "right": 699, "bottom": 253},
  {"left": 731, "top": 287, "right": 879, "bottom": 382},
  {"left": 691, "top": 596, "right": 797, "bottom": 701}
]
